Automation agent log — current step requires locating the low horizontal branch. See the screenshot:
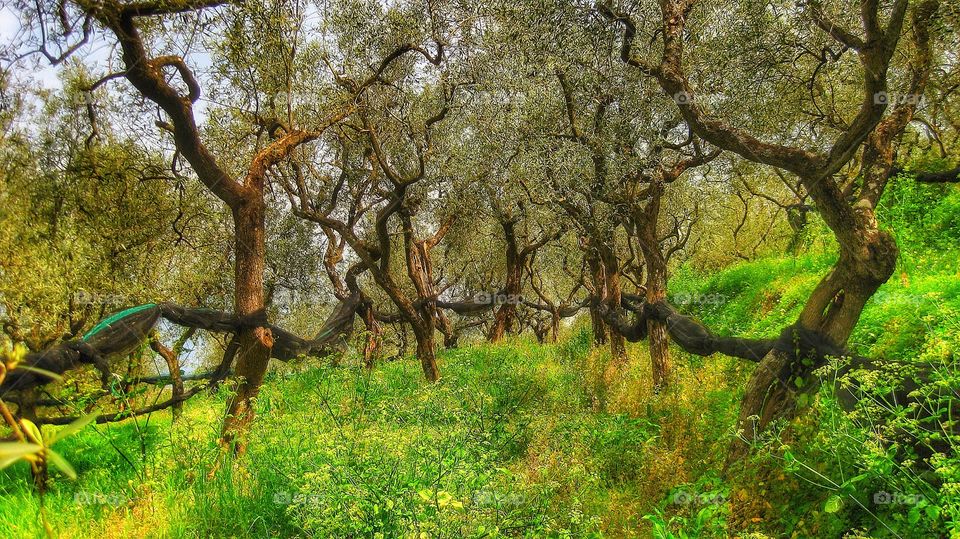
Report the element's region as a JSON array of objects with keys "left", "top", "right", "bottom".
[
  {"left": 35, "top": 385, "right": 207, "bottom": 425},
  {"left": 2, "top": 295, "right": 362, "bottom": 395},
  {"left": 598, "top": 294, "right": 845, "bottom": 364}
]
